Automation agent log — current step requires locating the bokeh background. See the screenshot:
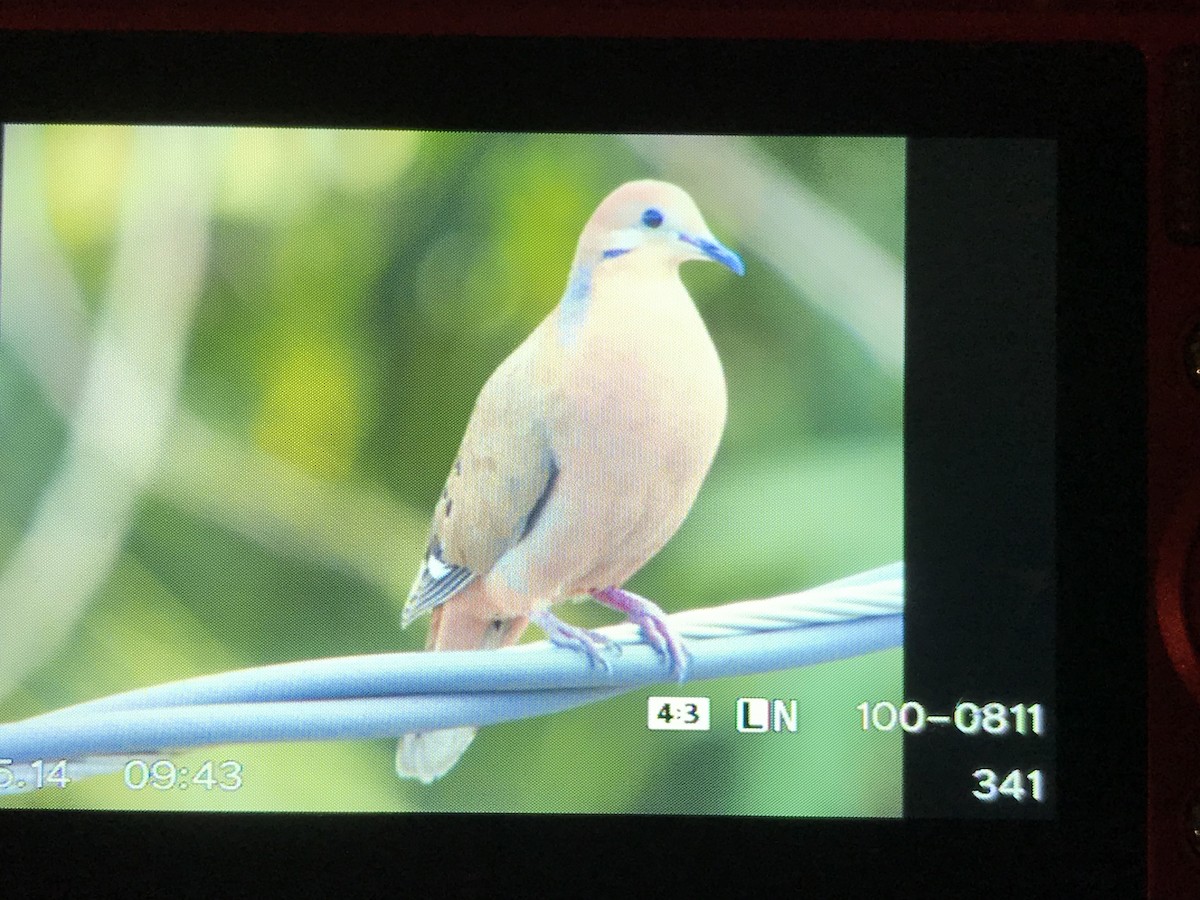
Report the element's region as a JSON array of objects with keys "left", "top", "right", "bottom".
[{"left": 0, "top": 126, "right": 903, "bottom": 815}]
